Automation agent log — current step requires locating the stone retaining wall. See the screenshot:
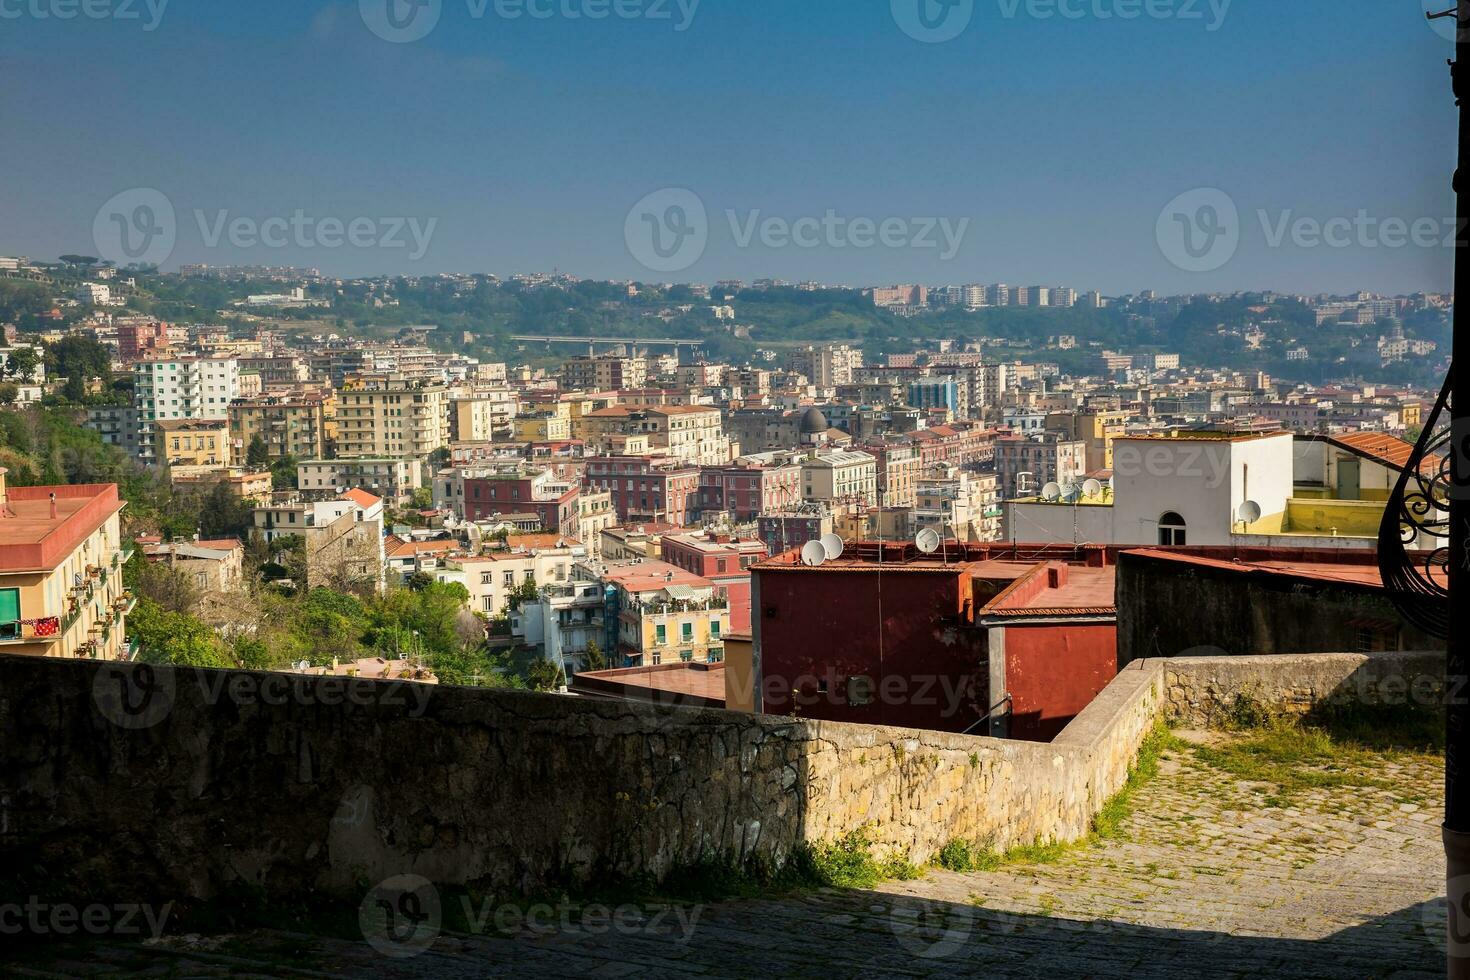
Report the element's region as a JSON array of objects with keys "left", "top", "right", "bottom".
[{"left": 0, "top": 650, "right": 1441, "bottom": 908}]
